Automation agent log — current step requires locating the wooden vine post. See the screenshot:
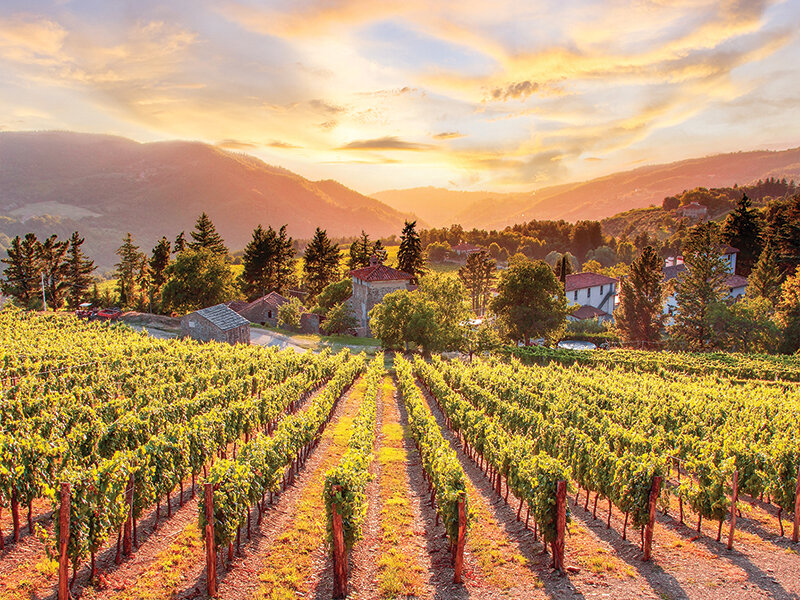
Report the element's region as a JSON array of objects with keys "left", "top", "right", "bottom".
[
  {"left": 793, "top": 463, "right": 800, "bottom": 544},
  {"left": 123, "top": 473, "right": 134, "bottom": 557},
  {"left": 204, "top": 483, "right": 217, "bottom": 597},
  {"left": 554, "top": 480, "right": 567, "bottom": 574},
  {"left": 728, "top": 469, "right": 739, "bottom": 550},
  {"left": 331, "top": 486, "right": 348, "bottom": 599},
  {"left": 58, "top": 482, "right": 70, "bottom": 600},
  {"left": 453, "top": 498, "right": 466, "bottom": 584},
  {"left": 643, "top": 476, "right": 662, "bottom": 561}
]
